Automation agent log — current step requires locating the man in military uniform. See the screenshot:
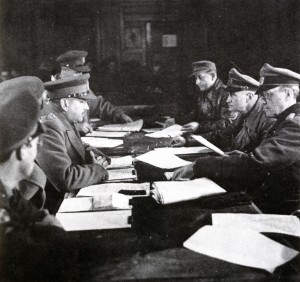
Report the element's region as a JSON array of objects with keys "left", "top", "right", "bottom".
[
  {"left": 172, "top": 64, "right": 300, "bottom": 215},
  {"left": 36, "top": 74, "right": 109, "bottom": 212},
  {"left": 0, "top": 77, "right": 73, "bottom": 281},
  {"left": 51, "top": 50, "right": 133, "bottom": 134},
  {"left": 179, "top": 61, "right": 236, "bottom": 135},
  {"left": 0, "top": 76, "right": 47, "bottom": 209}
]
